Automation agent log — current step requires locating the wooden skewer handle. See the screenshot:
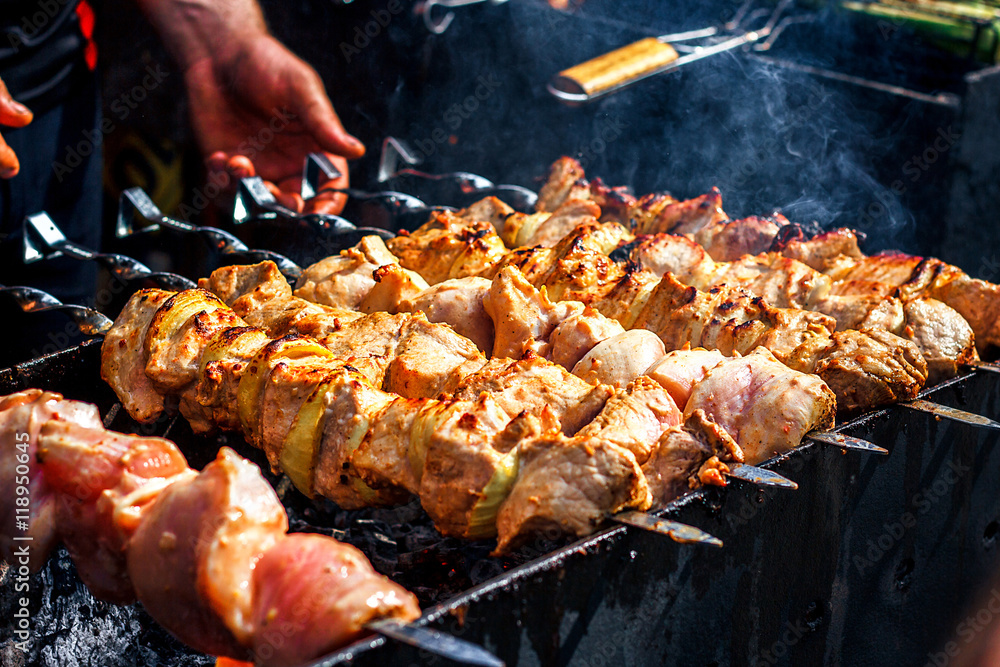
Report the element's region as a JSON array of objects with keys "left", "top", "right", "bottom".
[{"left": 552, "top": 37, "right": 680, "bottom": 97}]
